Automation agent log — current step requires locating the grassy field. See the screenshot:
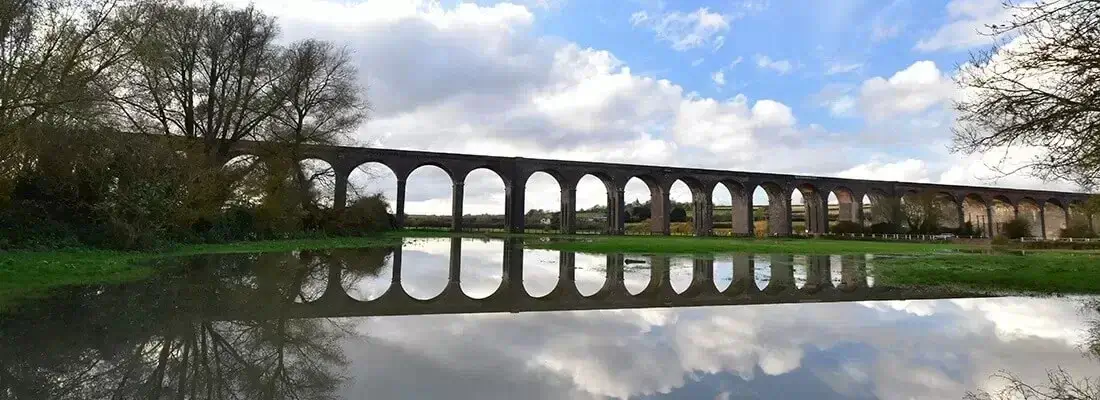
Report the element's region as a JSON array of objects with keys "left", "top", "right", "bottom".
[{"left": 873, "top": 251, "right": 1100, "bottom": 294}]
